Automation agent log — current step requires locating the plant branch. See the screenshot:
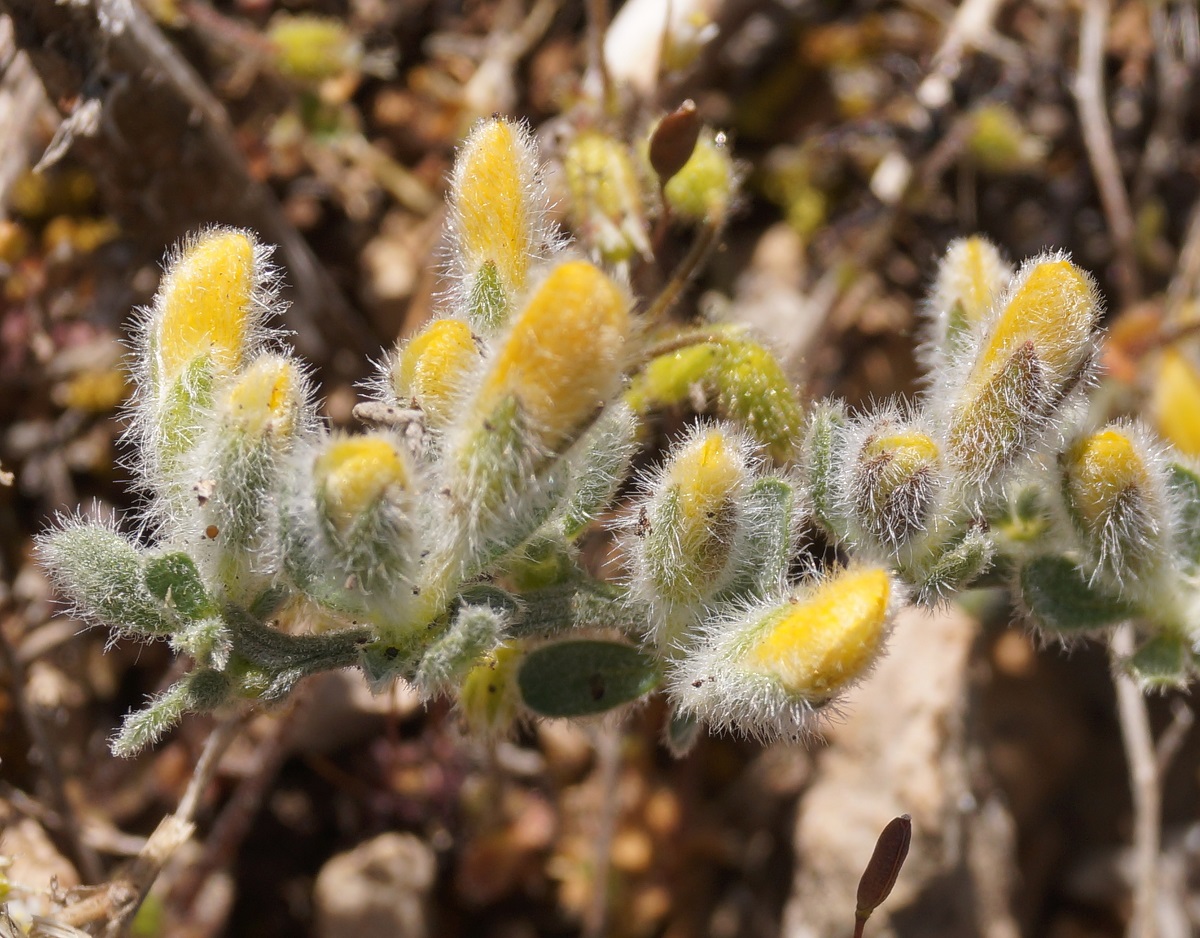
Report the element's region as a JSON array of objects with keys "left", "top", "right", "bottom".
[
  {"left": 1110, "top": 623, "right": 1160, "bottom": 938},
  {"left": 1072, "top": 0, "right": 1142, "bottom": 308}
]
